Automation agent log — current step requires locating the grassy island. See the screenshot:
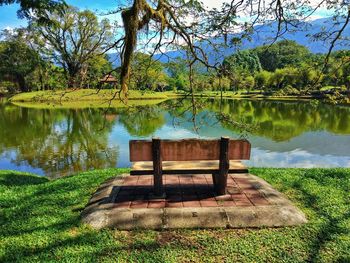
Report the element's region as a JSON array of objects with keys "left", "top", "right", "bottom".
[
  {"left": 1, "top": 168, "right": 349, "bottom": 262},
  {"left": 9, "top": 89, "right": 348, "bottom": 109},
  {"left": 9, "top": 90, "right": 180, "bottom": 109}
]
